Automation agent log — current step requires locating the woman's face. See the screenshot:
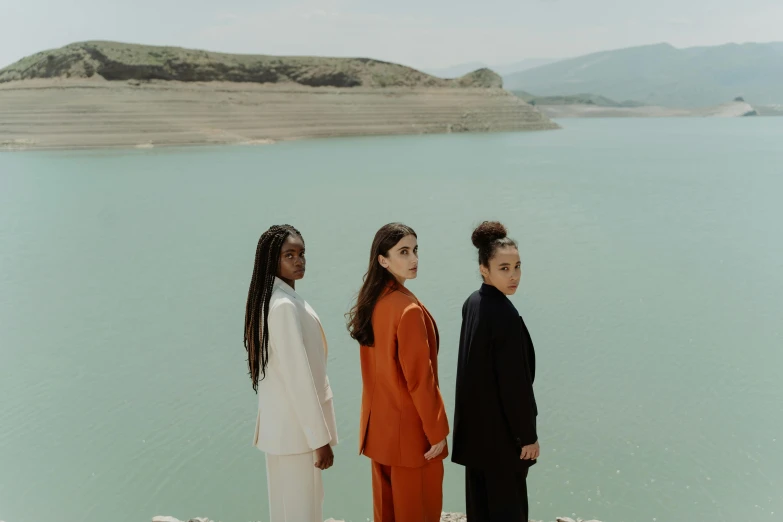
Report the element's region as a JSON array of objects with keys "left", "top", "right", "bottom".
[
  {"left": 277, "top": 234, "right": 306, "bottom": 284},
  {"left": 481, "top": 246, "right": 521, "bottom": 295},
  {"left": 378, "top": 234, "right": 418, "bottom": 284}
]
